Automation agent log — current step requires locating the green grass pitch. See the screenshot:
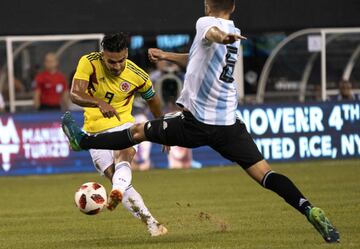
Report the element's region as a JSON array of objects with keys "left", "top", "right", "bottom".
[{"left": 0, "top": 160, "right": 359, "bottom": 249}]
